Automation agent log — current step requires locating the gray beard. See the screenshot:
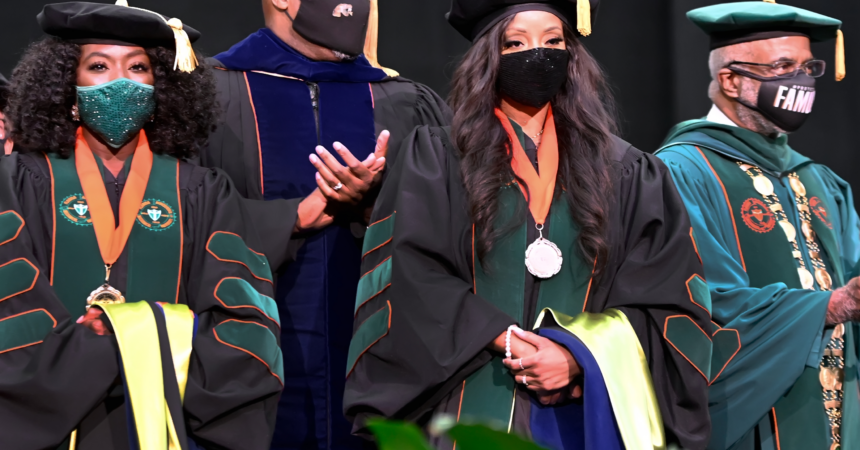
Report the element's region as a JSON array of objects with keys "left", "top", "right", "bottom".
[
  {"left": 736, "top": 79, "right": 789, "bottom": 137},
  {"left": 332, "top": 50, "right": 359, "bottom": 62}
]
